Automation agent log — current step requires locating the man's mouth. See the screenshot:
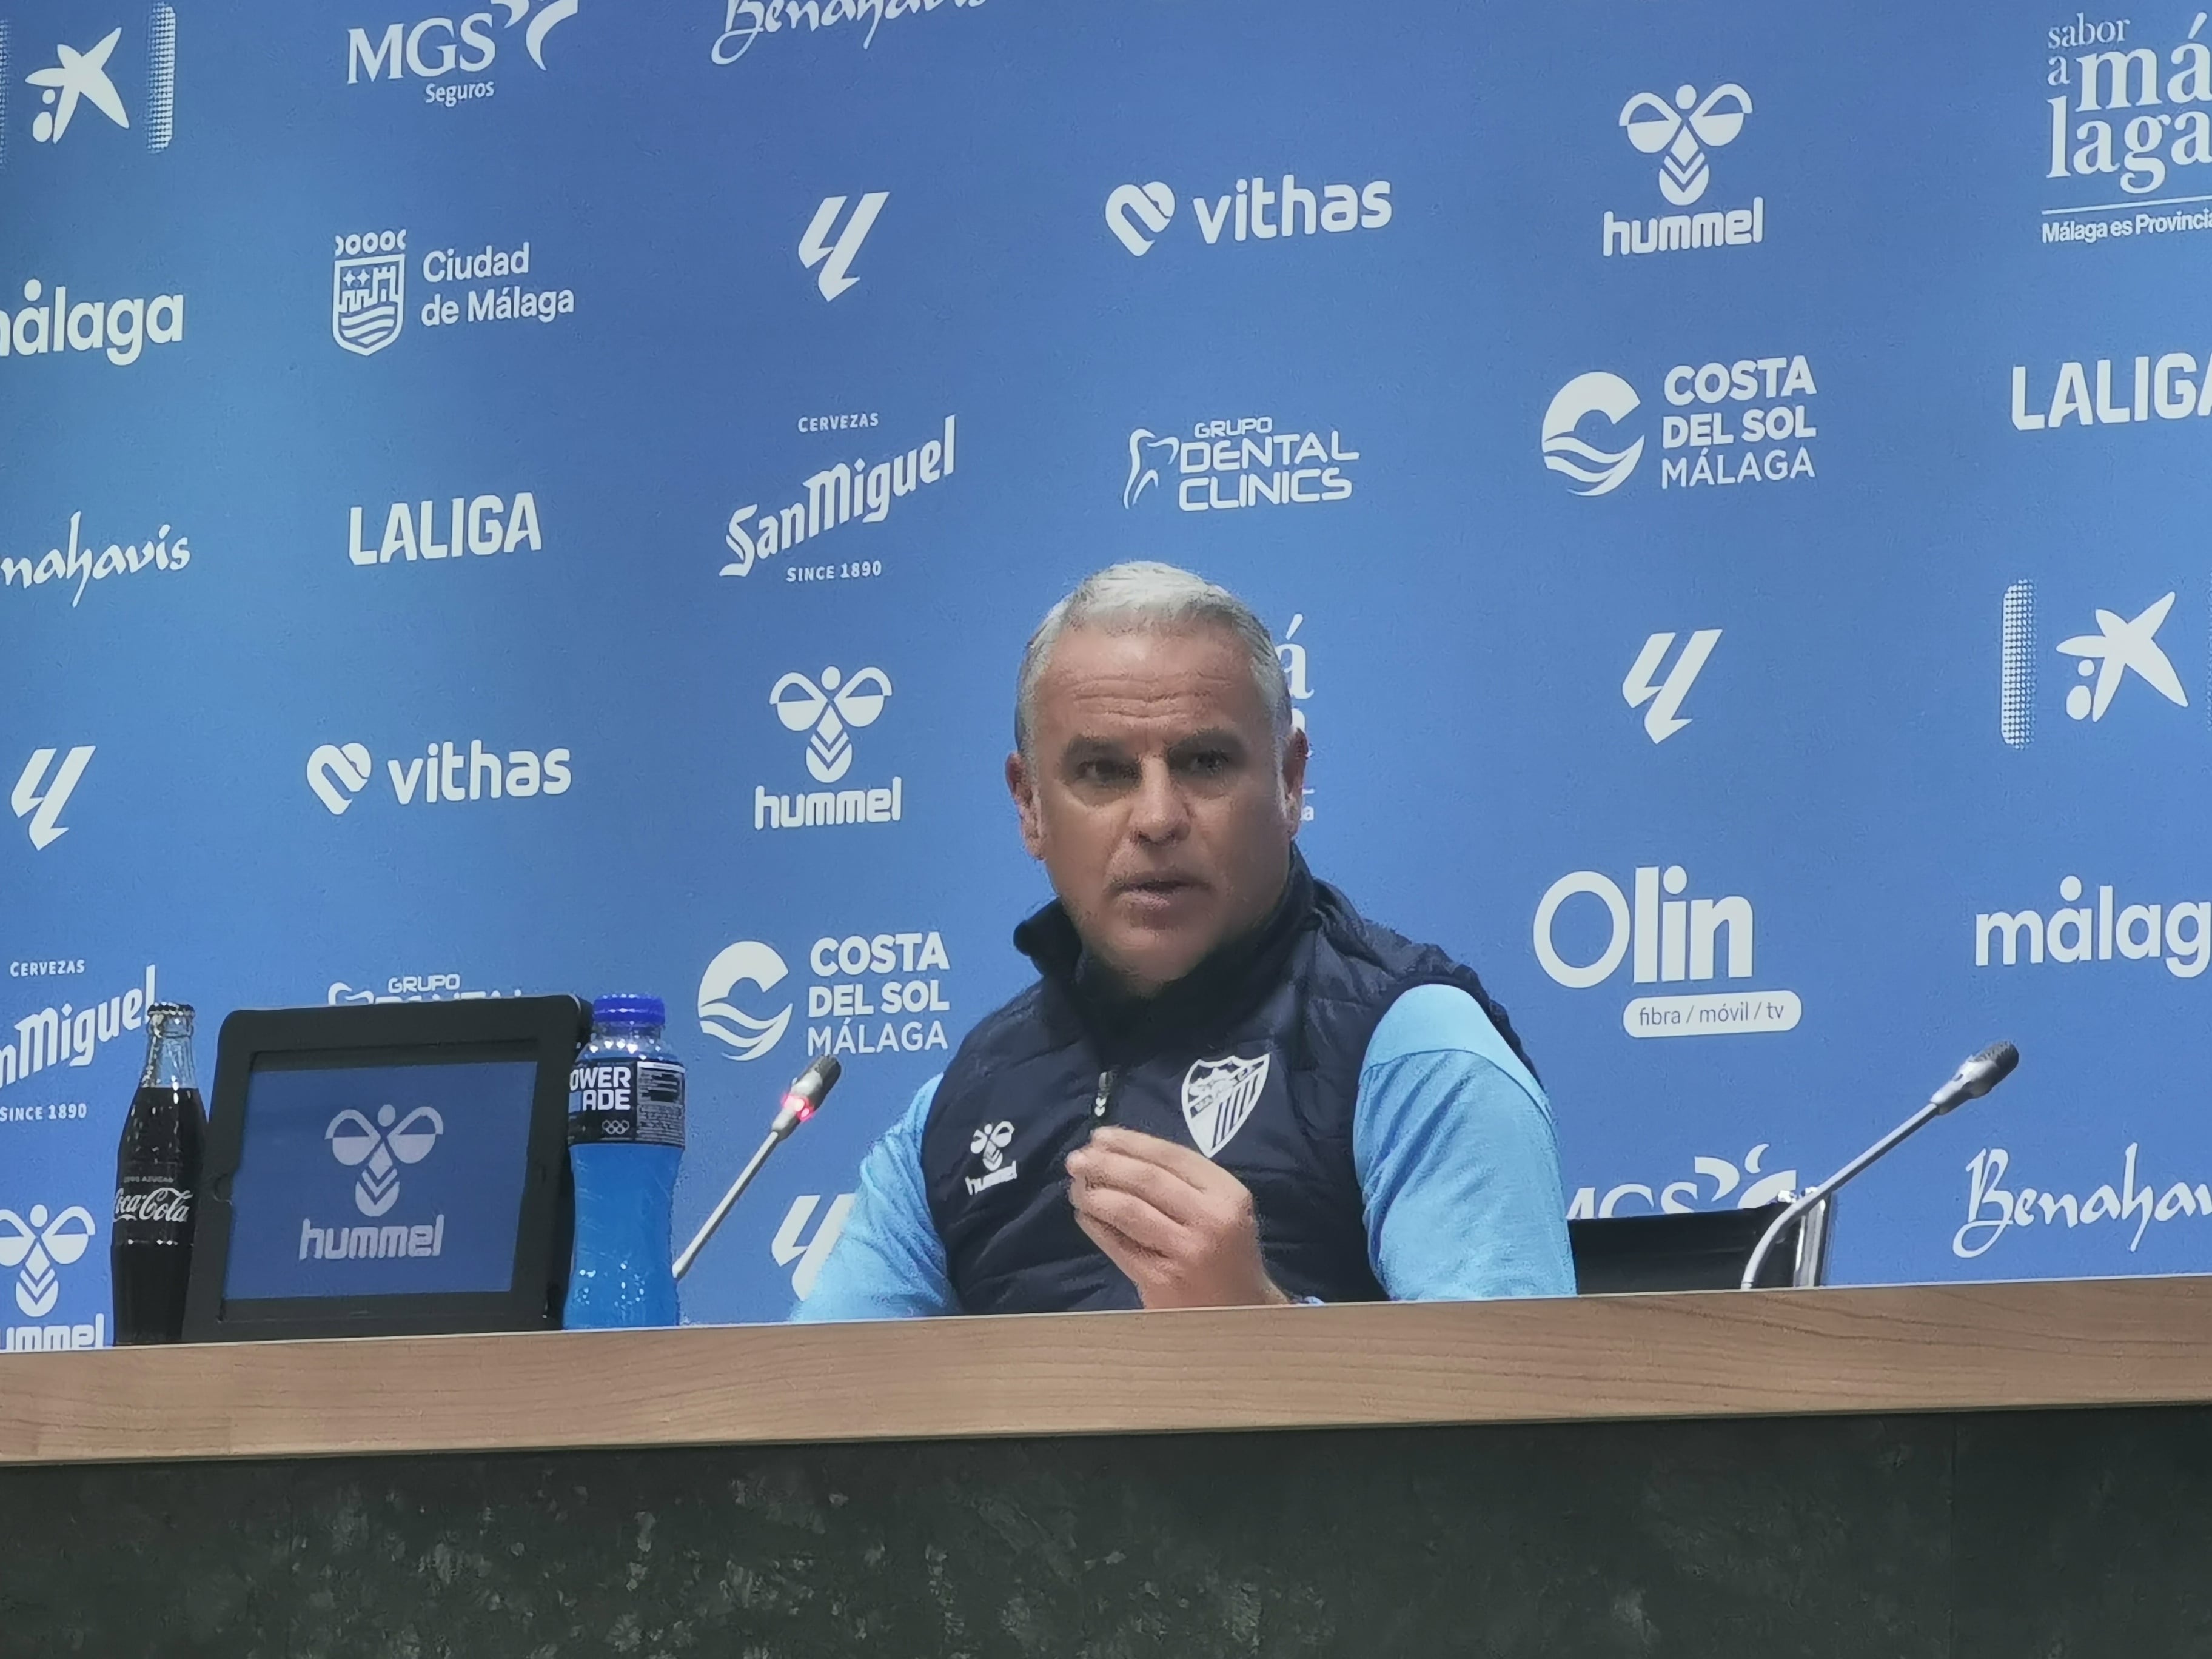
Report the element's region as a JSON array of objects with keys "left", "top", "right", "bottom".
[{"left": 1116, "top": 874, "right": 1204, "bottom": 900}]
